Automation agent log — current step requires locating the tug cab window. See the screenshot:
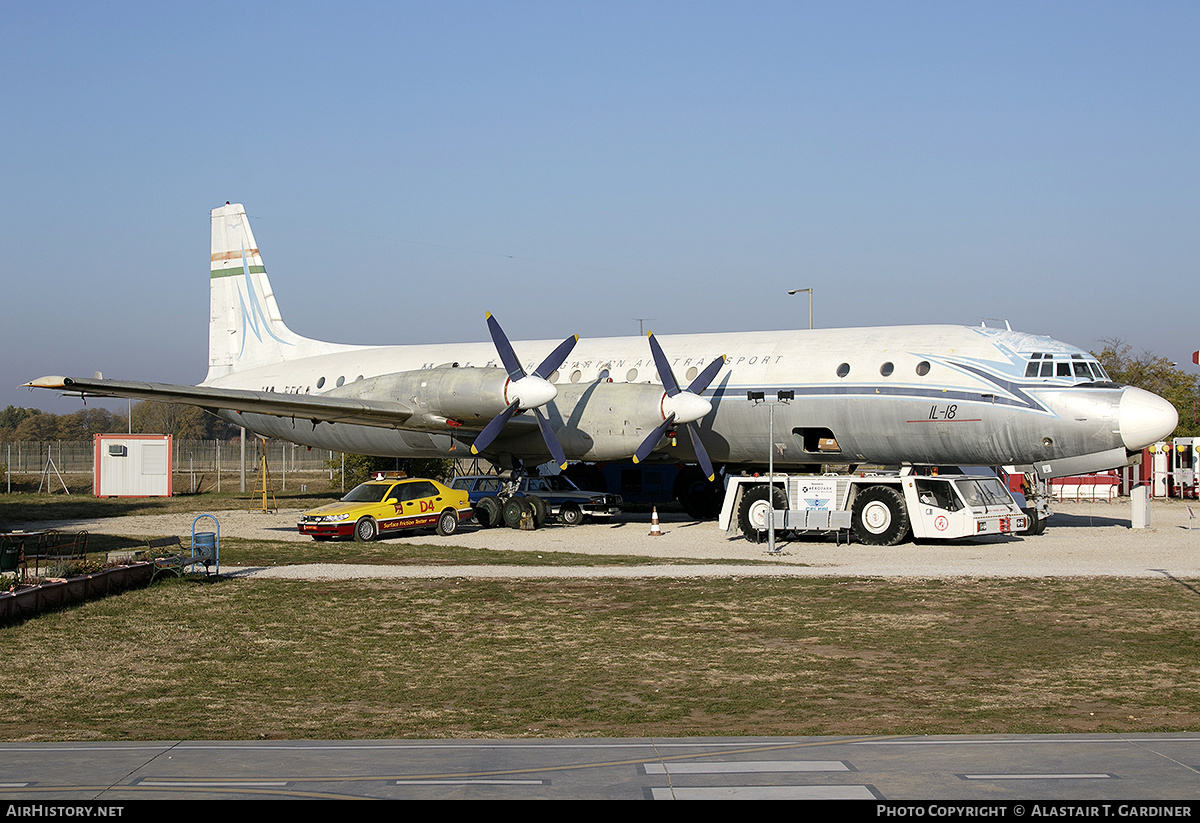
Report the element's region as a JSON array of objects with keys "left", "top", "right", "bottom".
[{"left": 915, "top": 479, "right": 962, "bottom": 512}]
